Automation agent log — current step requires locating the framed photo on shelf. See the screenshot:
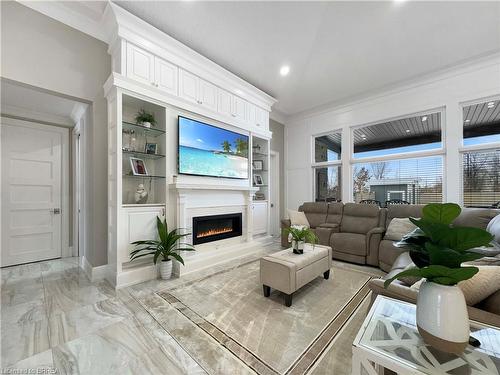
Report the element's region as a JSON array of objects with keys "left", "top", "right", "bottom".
[
  {"left": 252, "top": 160, "right": 263, "bottom": 170},
  {"left": 130, "top": 157, "right": 148, "bottom": 176},
  {"left": 253, "top": 174, "right": 264, "bottom": 186},
  {"left": 145, "top": 142, "right": 158, "bottom": 154}
]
